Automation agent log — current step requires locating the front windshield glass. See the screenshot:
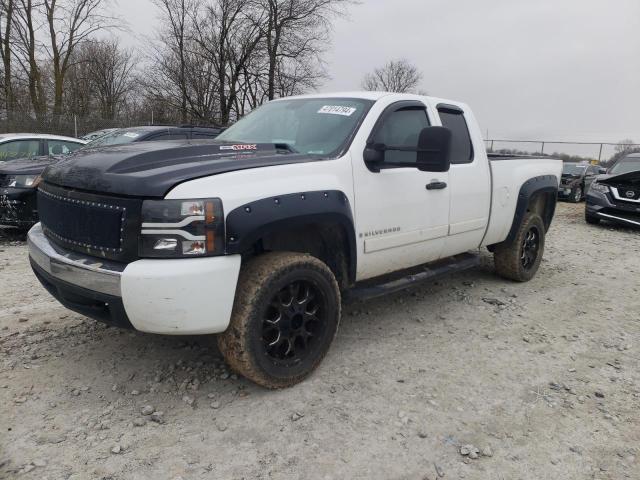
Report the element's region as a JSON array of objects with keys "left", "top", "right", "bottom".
[
  {"left": 609, "top": 156, "right": 640, "bottom": 175},
  {"left": 562, "top": 164, "right": 587, "bottom": 175},
  {"left": 216, "top": 98, "right": 374, "bottom": 156},
  {"left": 84, "top": 129, "right": 144, "bottom": 148}
]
